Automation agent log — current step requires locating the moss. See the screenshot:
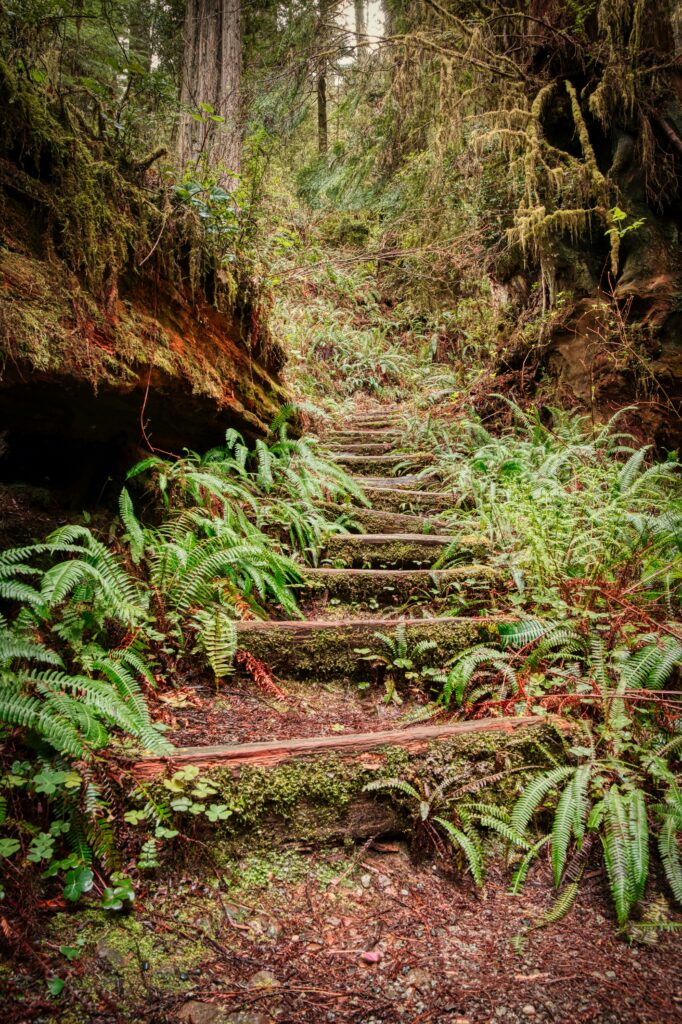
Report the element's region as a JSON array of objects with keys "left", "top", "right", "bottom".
[
  {"left": 237, "top": 618, "right": 500, "bottom": 677},
  {"left": 362, "top": 487, "right": 452, "bottom": 513},
  {"left": 151, "top": 728, "right": 553, "bottom": 848},
  {"left": 299, "top": 565, "right": 498, "bottom": 604}
]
